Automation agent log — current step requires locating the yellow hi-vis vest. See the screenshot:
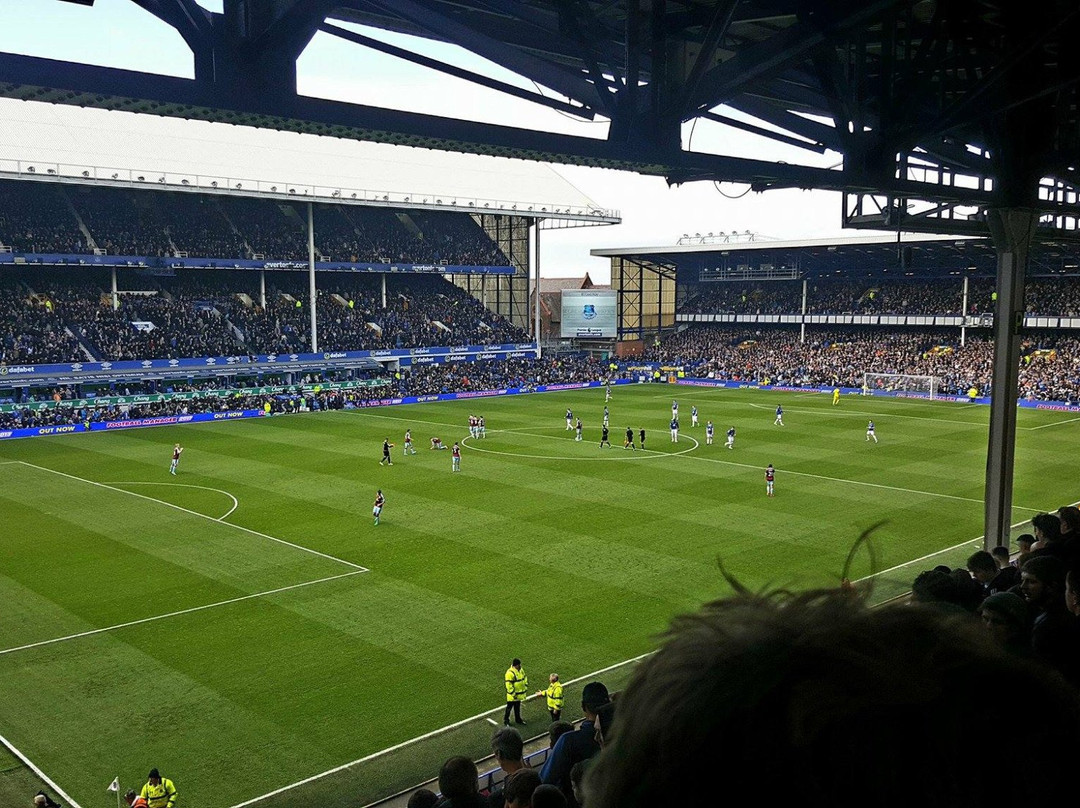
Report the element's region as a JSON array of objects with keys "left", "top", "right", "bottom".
[
  {"left": 544, "top": 681, "right": 564, "bottom": 712},
  {"left": 505, "top": 666, "right": 528, "bottom": 702},
  {"left": 140, "top": 778, "right": 177, "bottom": 808}
]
